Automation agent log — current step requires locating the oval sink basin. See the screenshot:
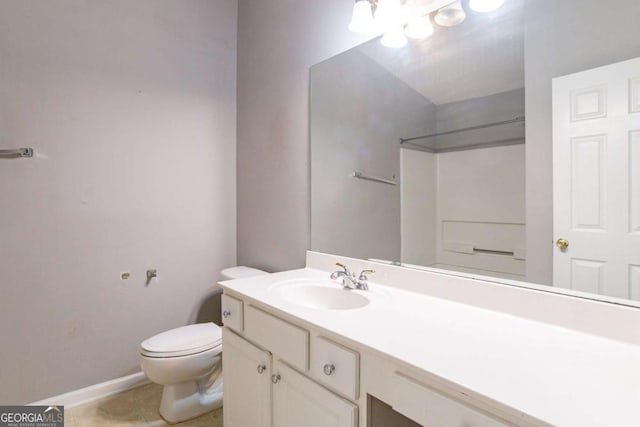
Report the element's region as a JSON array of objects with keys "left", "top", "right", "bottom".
[{"left": 271, "top": 279, "right": 370, "bottom": 310}]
